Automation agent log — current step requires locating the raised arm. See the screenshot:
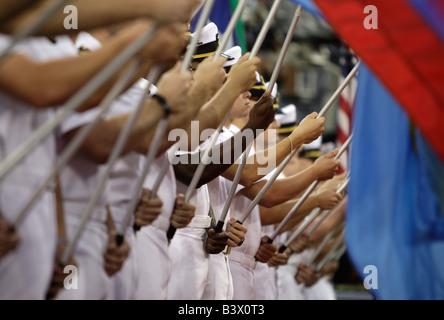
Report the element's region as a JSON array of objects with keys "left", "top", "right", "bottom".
[
  {"left": 259, "top": 188, "right": 343, "bottom": 229},
  {"left": 173, "top": 92, "right": 275, "bottom": 187},
  {"left": 238, "top": 149, "right": 341, "bottom": 208},
  {"left": 64, "top": 61, "right": 192, "bottom": 164},
  {"left": 1, "top": 0, "right": 201, "bottom": 35},
  {"left": 222, "top": 112, "right": 327, "bottom": 187},
  {"left": 0, "top": 20, "right": 187, "bottom": 110}
]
